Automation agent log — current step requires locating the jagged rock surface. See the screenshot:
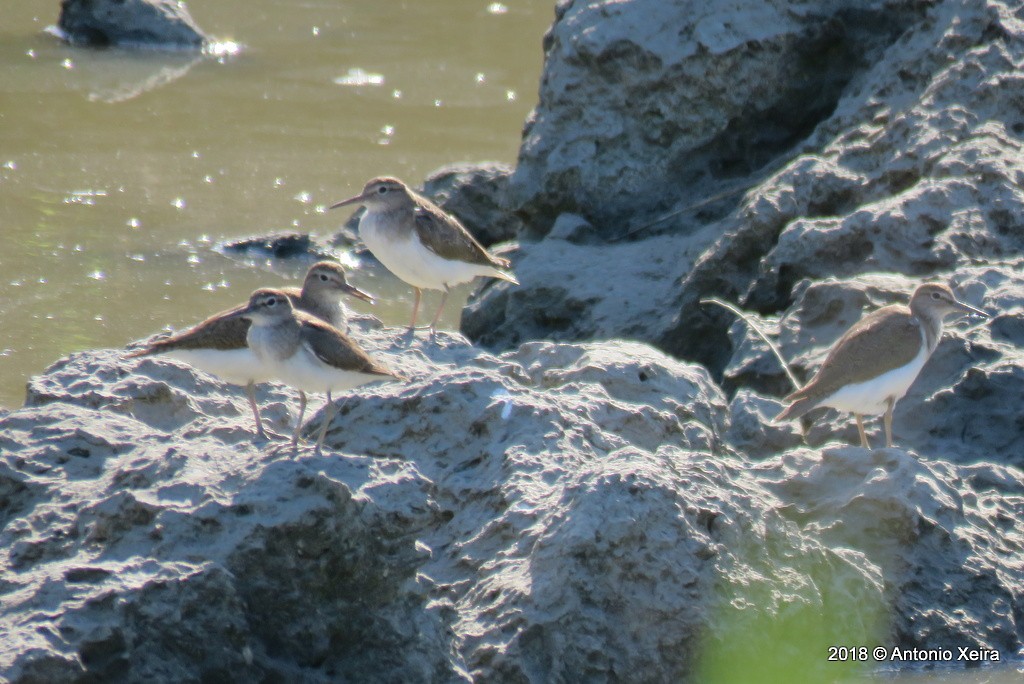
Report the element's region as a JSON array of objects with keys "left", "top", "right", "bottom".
[
  {"left": 467, "top": 0, "right": 1024, "bottom": 384},
  {"left": 1, "top": 321, "right": 1022, "bottom": 681}
]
